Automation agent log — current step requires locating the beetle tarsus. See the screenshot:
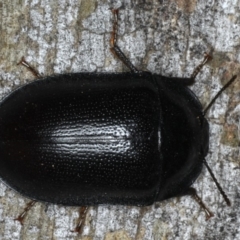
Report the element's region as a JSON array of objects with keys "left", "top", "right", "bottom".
[
  {"left": 185, "top": 187, "right": 214, "bottom": 220},
  {"left": 71, "top": 206, "right": 88, "bottom": 234},
  {"left": 14, "top": 200, "right": 36, "bottom": 225},
  {"left": 110, "top": 9, "right": 139, "bottom": 73},
  {"left": 17, "top": 56, "right": 42, "bottom": 78}
]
